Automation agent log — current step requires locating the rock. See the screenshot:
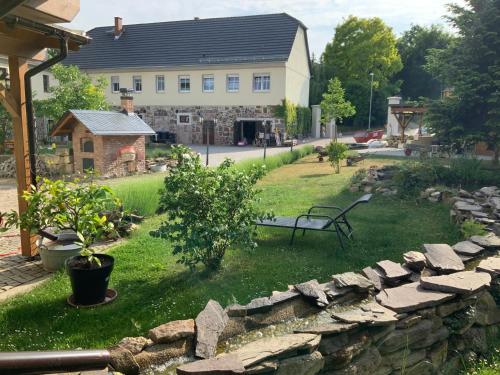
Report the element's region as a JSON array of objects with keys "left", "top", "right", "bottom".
[
  {"left": 276, "top": 351, "right": 324, "bottom": 375},
  {"left": 411, "top": 326, "right": 449, "bottom": 349},
  {"left": 452, "top": 241, "right": 484, "bottom": 256},
  {"left": 361, "top": 266, "right": 384, "bottom": 291},
  {"left": 376, "top": 282, "right": 455, "bottom": 313},
  {"left": 479, "top": 186, "right": 498, "bottom": 196},
  {"left": 331, "top": 301, "right": 398, "bottom": 326},
  {"left": 475, "top": 291, "right": 500, "bottom": 325},
  {"left": 195, "top": 300, "right": 229, "bottom": 359},
  {"left": 423, "top": 244, "right": 465, "bottom": 273},
  {"left": 294, "top": 322, "right": 358, "bottom": 336},
  {"left": 269, "top": 290, "right": 301, "bottom": 305},
  {"left": 320, "top": 281, "right": 354, "bottom": 299},
  {"left": 321, "top": 331, "right": 371, "bottom": 370},
  {"left": 245, "top": 297, "right": 273, "bottom": 315},
  {"left": 403, "top": 251, "right": 427, "bottom": 271},
  {"left": 454, "top": 201, "right": 483, "bottom": 212},
  {"left": 420, "top": 271, "right": 491, "bottom": 294},
  {"left": 376, "top": 260, "right": 412, "bottom": 285},
  {"left": 437, "top": 299, "right": 475, "bottom": 317},
  {"left": 462, "top": 327, "right": 489, "bottom": 354},
  {"left": 429, "top": 340, "right": 448, "bottom": 369},
  {"left": 294, "top": 280, "right": 329, "bottom": 307},
  {"left": 230, "top": 333, "right": 320, "bottom": 368},
  {"left": 459, "top": 189, "right": 472, "bottom": 198},
  {"left": 471, "top": 211, "right": 489, "bottom": 218},
  {"left": 245, "top": 360, "right": 279, "bottom": 374},
  {"left": 470, "top": 233, "right": 500, "bottom": 250},
  {"left": 108, "top": 345, "right": 140, "bottom": 375},
  {"left": 176, "top": 354, "right": 245, "bottom": 374},
  {"left": 378, "top": 319, "right": 433, "bottom": 353},
  {"left": 476, "top": 256, "right": 500, "bottom": 276},
  {"left": 381, "top": 348, "right": 426, "bottom": 370},
  {"left": 118, "top": 336, "right": 149, "bottom": 355},
  {"left": 225, "top": 304, "right": 247, "bottom": 317},
  {"left": 149, "top": 319, "right": 195, "bottom": 344},
  {"left": 134, "top": 338, "right": 194, "bottom": 368},
  {"left": 332, "top": 272, "right": 374, "bottom": 291},
  {"left": 403, "top": 360, "right": 434, "bottom": 375},
  {"left": 327, "top": 347, "right": 382, "bottom": 375}
]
